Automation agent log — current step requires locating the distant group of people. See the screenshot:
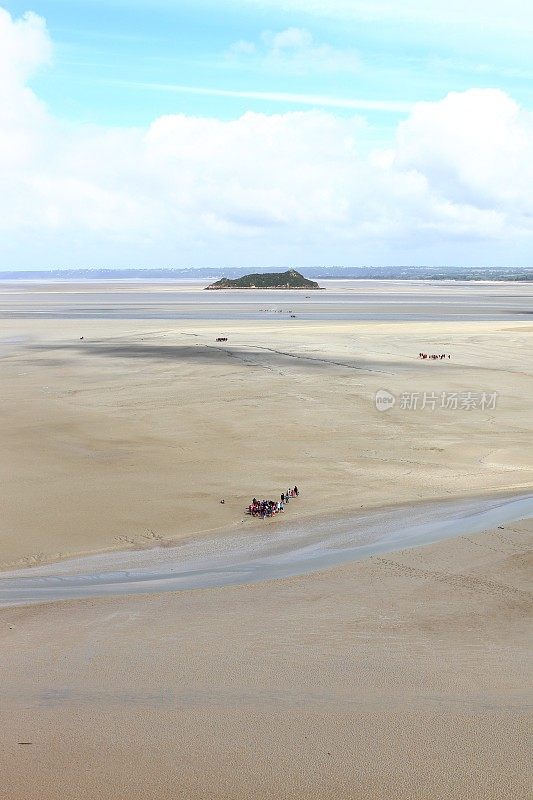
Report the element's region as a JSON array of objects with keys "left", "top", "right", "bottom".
[
  {"left": 419, "top": 352, "right": 451, "bottom": 360},
  {"left": 247, "top": 486, "right": 299, "bottom": 518},
  {"left": 216, "top": 337, "right": 228, "bottom": 342}
]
